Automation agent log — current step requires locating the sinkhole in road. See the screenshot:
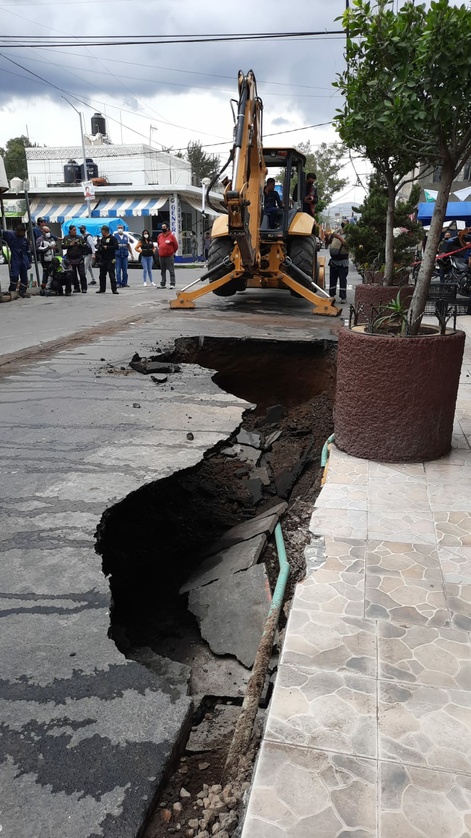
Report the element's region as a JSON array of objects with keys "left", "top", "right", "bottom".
[{"left": 95, "top": 336, "right": 336, "bottom": 667}]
